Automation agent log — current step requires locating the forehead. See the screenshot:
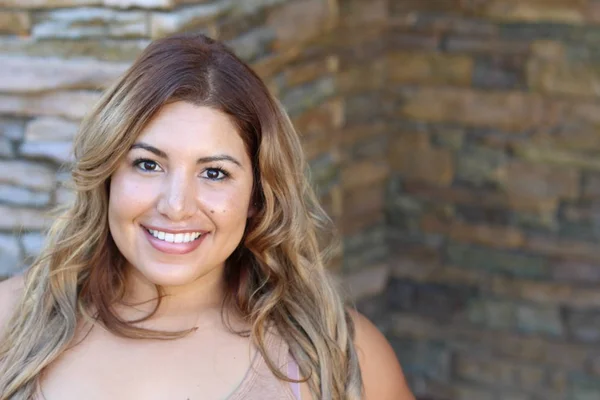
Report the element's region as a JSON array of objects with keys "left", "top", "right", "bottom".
[{"left": 134, "top": 102, "right": 246, "bottom": 157}]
